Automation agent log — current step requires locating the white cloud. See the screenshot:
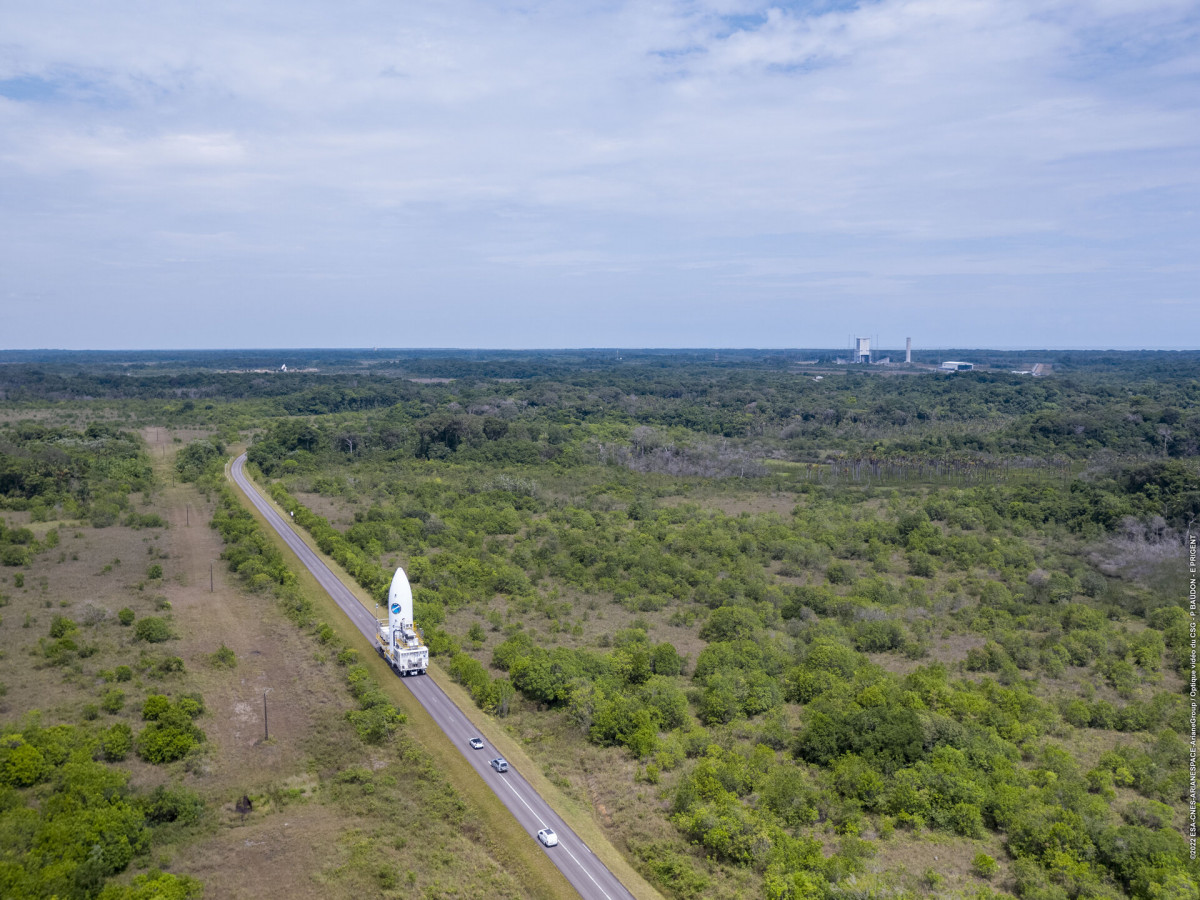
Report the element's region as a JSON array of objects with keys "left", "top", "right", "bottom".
[{"left": 0, "top": 0, "right": 1196, "bottom": 347}]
